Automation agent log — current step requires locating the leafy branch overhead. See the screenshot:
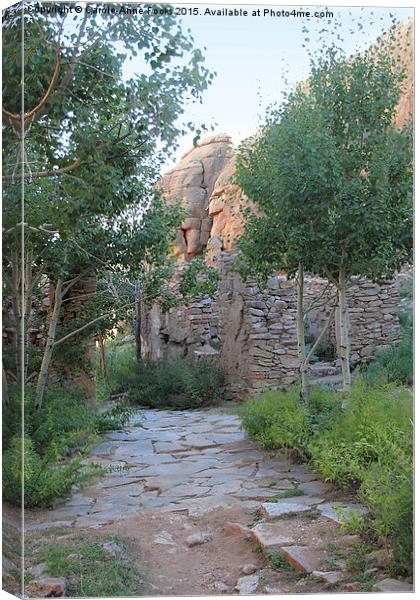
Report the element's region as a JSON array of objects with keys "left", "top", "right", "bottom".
[{"left": 2, "top": 3, "right": 218, "bottom": 408}]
